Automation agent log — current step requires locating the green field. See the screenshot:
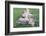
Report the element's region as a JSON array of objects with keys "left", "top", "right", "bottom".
[{"left": 13, "top": 8, "right": 39, "bottom": 28}]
